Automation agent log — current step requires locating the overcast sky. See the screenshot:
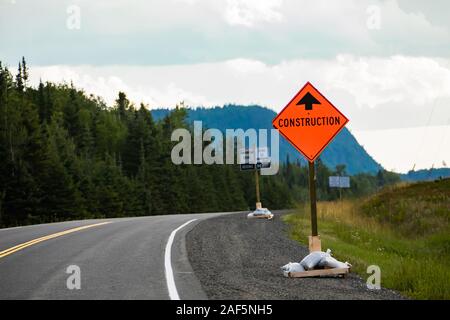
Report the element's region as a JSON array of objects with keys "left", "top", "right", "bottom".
[{"left": 1, "top": 0, "right": 449, "bottom": 173}]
